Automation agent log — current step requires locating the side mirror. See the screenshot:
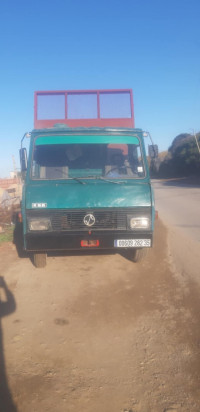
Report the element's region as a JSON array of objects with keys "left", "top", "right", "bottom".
[
  {"left": 148, "top": 144, "right": 159, "bottom": 159},
  {"left": 19, "top": 148, "right": 27, "bottom": 171}
]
